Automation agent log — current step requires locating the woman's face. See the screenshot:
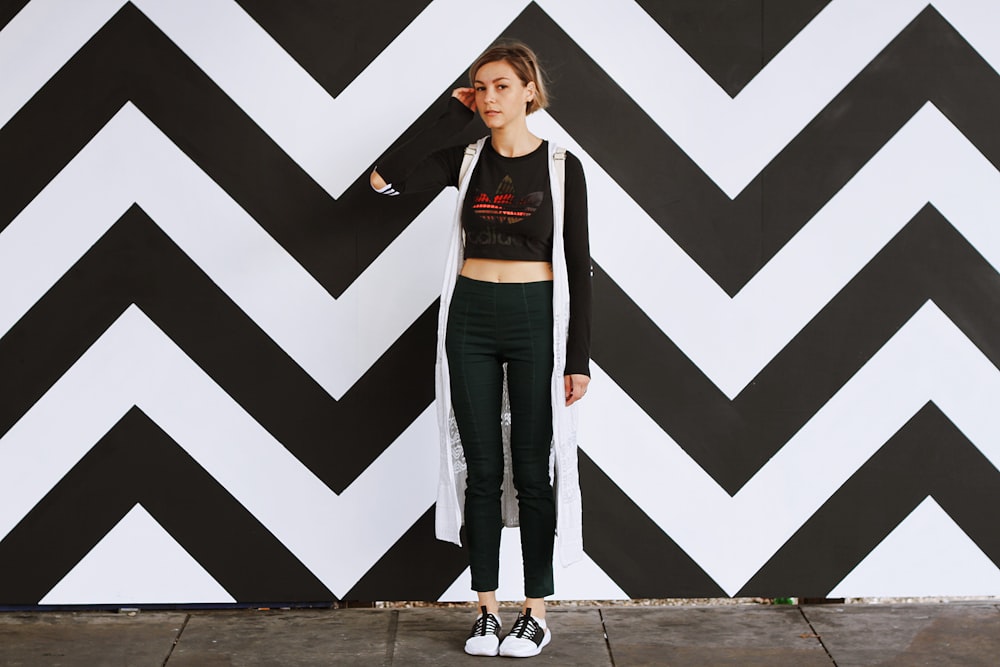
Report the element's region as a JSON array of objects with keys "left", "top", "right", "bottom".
[{"left": 473, "top": 59, "right": 535, "bottom": 130}]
